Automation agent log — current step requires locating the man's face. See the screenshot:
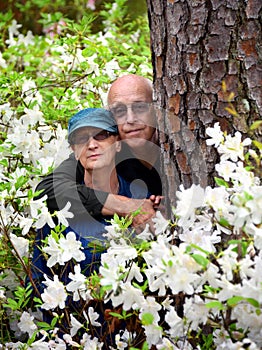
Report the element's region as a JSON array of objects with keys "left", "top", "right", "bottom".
[
  {"left": 108, "top": 81, "right": 156, "bottom": 149},
  {"left": 71, "top": 127, "right": 120, "bottom": 171}
]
